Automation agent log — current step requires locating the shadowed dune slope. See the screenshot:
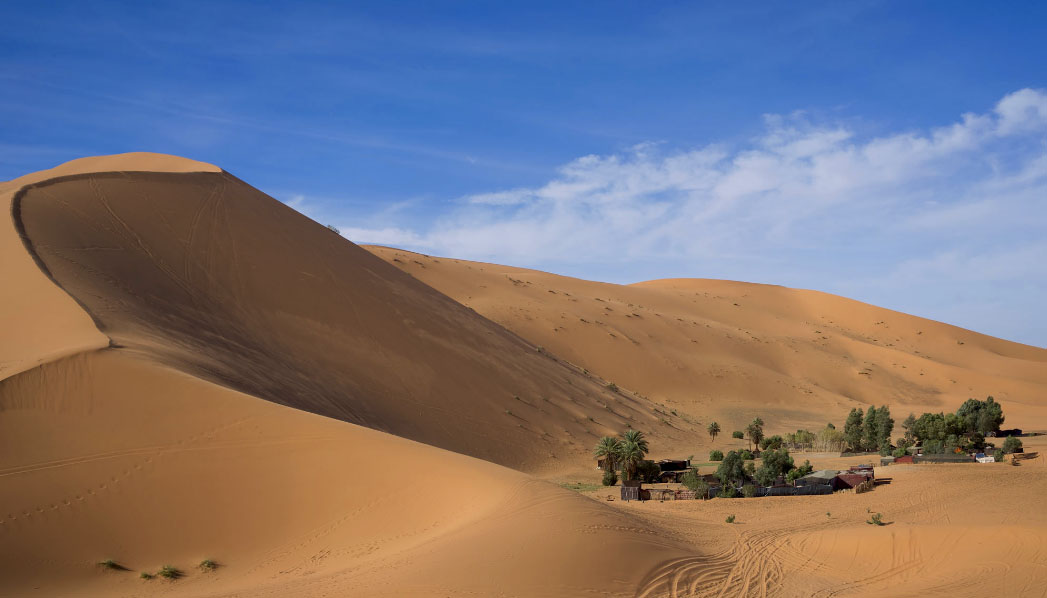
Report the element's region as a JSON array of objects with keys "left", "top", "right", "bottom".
[
  {"left": 0, "top": 350, "right": 687, "bottom": 597},
  {"left": 366, "top": 247, "right": 1047, "bottom": 437},
  {"left": 12, "top": 161, "right": 673, "bottom": 473}
]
